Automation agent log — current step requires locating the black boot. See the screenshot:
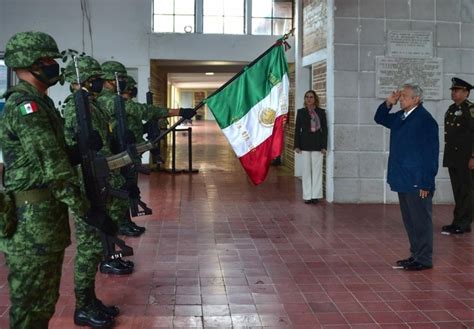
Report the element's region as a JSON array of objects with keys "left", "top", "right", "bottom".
[
  {"left": 118, "top": 222, "right": 143, "bottom": 237},
  {"left": 129, "top": 220, "right": 146, "bottom": 233},
  {"left": 74, "top": 289, "right": 114, "bottom": 328},
  {"left": 74, "top": 304, "right": 114, "bottom": 328},
  {"left": 93, "top": 298, "right": 120, "bottom": 318},
  {"left": 118, "top": 257, "right": 134, "bottom": 268},
  {"left": 100, "top": 259, "right": 133, "bottom": 275}
]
